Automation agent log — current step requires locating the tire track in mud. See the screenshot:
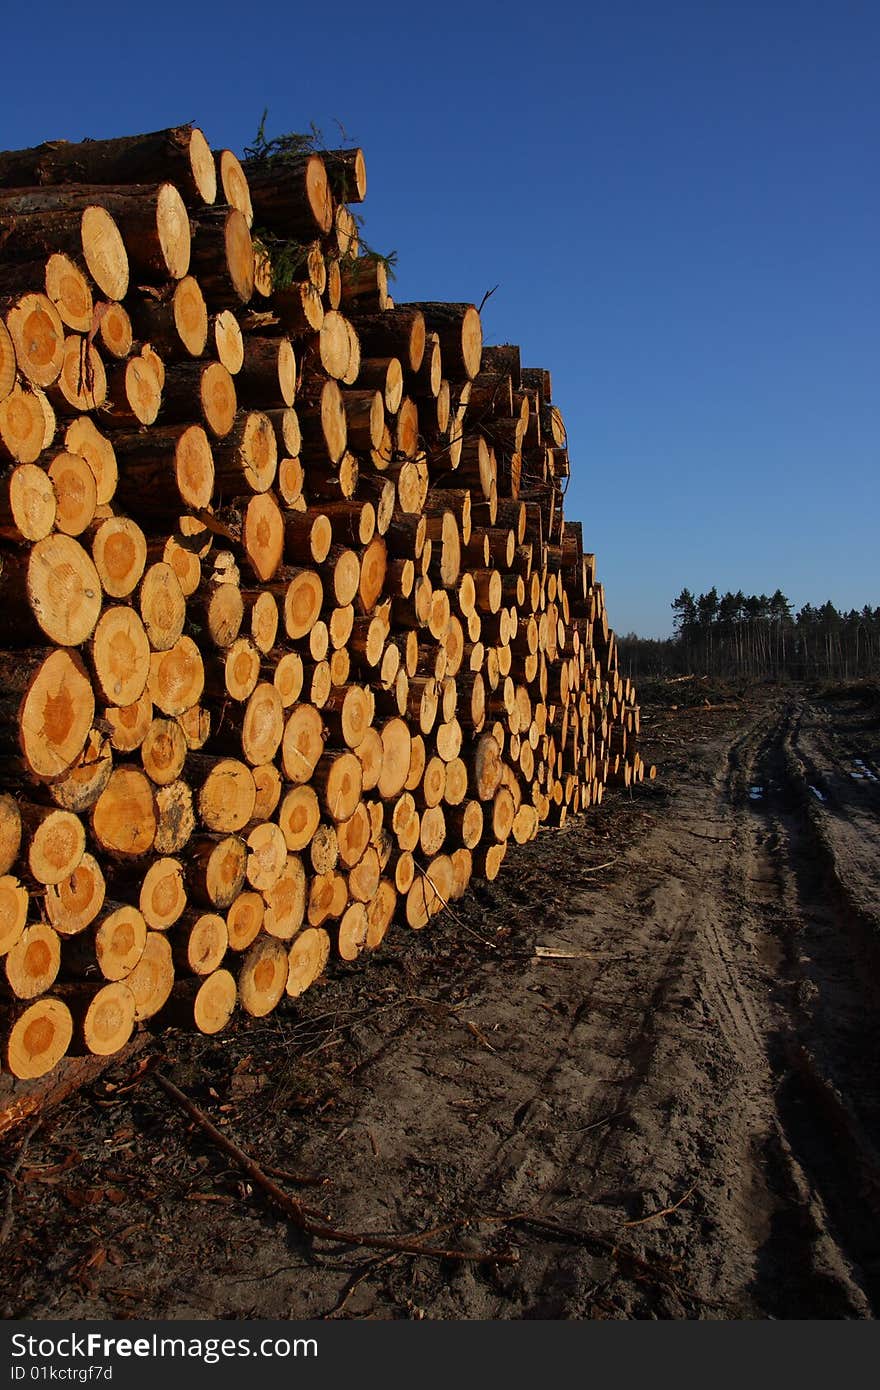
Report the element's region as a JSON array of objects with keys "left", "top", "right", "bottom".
[
  {"left": 438, "top": 699, "right": 803, "bottom": 1316},
  {"left": 7, "top": 688, "right": 879, "bottom": 1320},
  {"left": 734, "top": 697, "right": 880, "bottom": 1316},
  {"left": 463, "top": 693, "right": 880, "bottom": 1317}
]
